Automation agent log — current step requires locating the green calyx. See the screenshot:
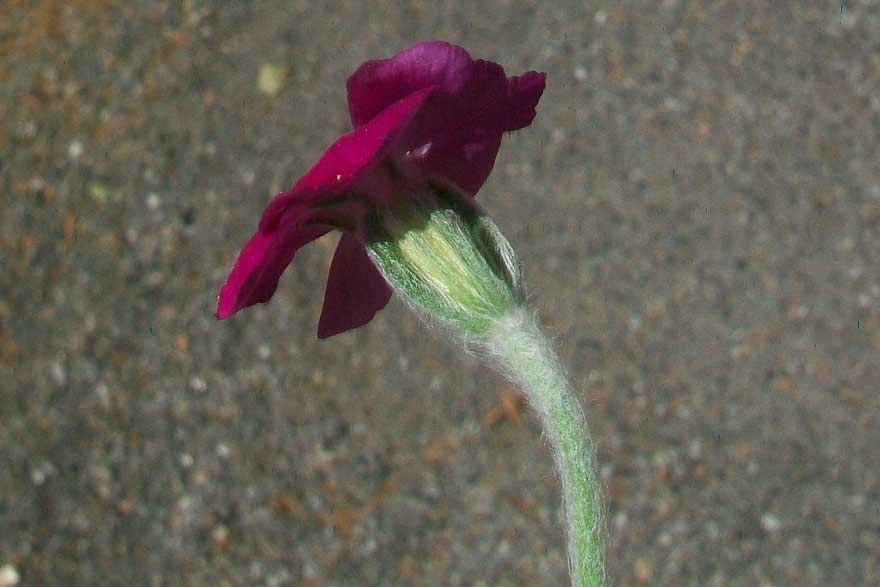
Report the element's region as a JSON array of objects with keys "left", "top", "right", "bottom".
[{"left": 367, "top": 183, "right": 524, "bottom": 335}]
